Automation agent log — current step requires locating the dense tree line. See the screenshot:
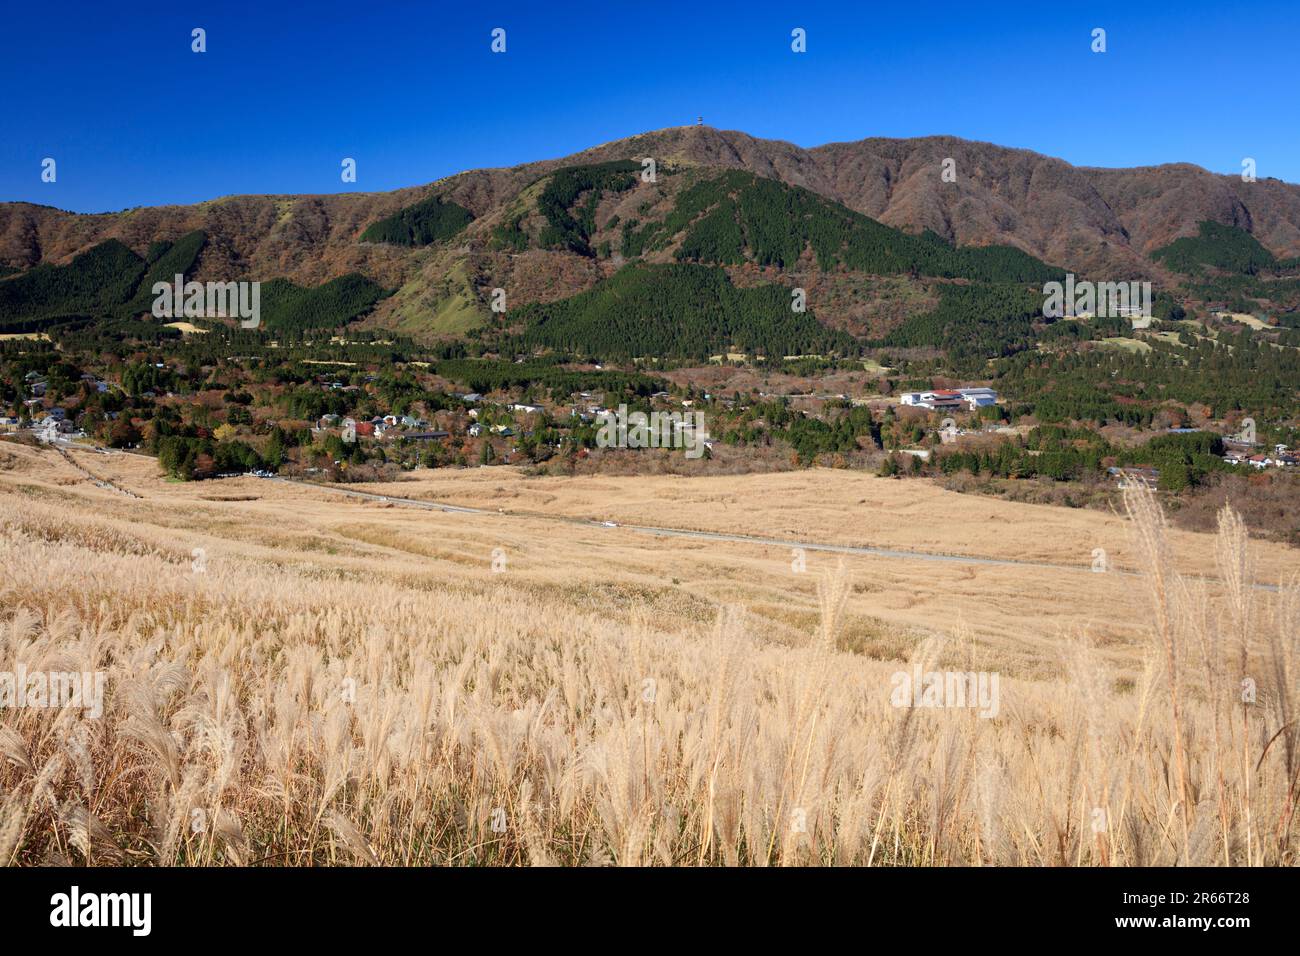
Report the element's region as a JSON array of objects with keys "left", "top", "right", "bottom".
[
  {"left": 782, "top": 405, "right": 879, "bottom": 464},
  {"left": 283, "top": 385, "right": 351, "bottom": 421},
  {"left": 358, "top": 195, "right": 473, "bottom": 247},
  {"left": 515, "top": 263, "right": 858, "bottom": 361},
  {"left": 121, "top": 362, "right": 177, "bottom": 397},
  {"left": 431, "top": 358, "right": 664, "bottom": 399},
  {"left": 622, "top": 170, "right": 1062, "bottom": 283},
  {"left": 257, "top": 274, "right": 388, "bottom": 331},
  {"left": 1152, "top": 220, "right": 1280, "bottom": 276},
  {"left": 0, "top": 240, "right": 145, "bottom": 327},
  {"left": 933, "top": 427, "right": 1229, "bottom": 490},
  {"left": 535, "top": 160, "right": 640, "bottom": 256},
  {"left": 880, "top": 282, "right": 1044, "bottom": 367},
  {"left": 995, "top": 332, "right": 1300, "bottom": 425},
  {"left": 1185, "top": 273, "right": 1300, "bottom": 315},
  {"left": 0, "top": 232, "right": 385, "bottom": 335},
  {"left": 116, "top": 230, "right": 208, "bottom": 318}
]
